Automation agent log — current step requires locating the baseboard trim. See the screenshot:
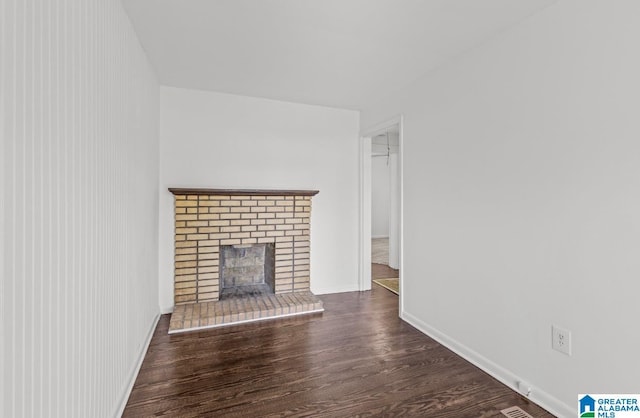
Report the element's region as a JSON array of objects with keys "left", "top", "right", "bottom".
[
  {"left": 371, "top": 235, "right": 389, "bottom": 239},
  {"left": 400, "top": 310, "right": 573, "bottom": 418},
  {"left": 114, "top": 312, "right": 160, "bottom": 418}
]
